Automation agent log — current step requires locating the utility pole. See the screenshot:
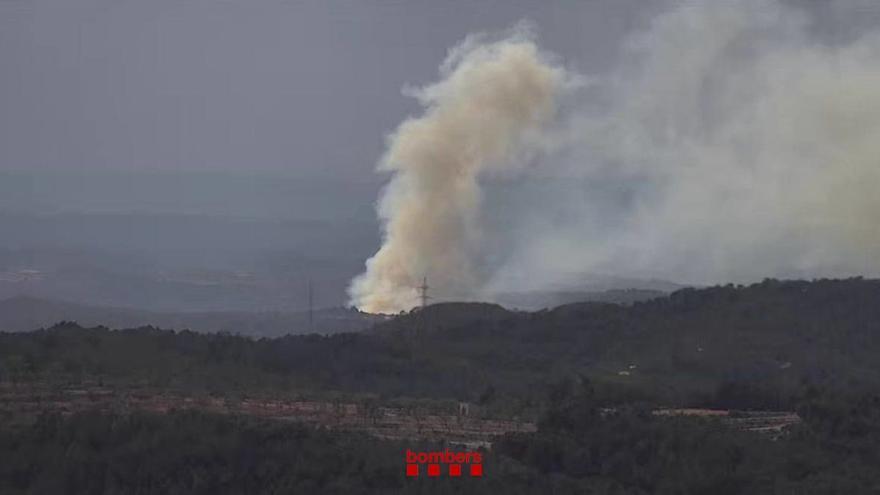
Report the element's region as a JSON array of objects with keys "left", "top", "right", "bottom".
[
  {"left": 410, "top": 276, "right": 430, "bottom": 361},
  {"left": 418, "top": 276, "right": 430, "bottom": 309},
  {"left": 307, "top": 279, "right": 314, "bottom": 334}
]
